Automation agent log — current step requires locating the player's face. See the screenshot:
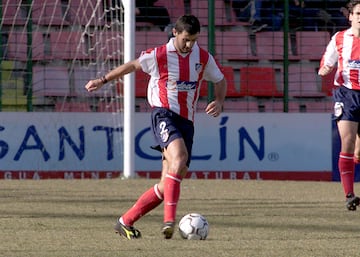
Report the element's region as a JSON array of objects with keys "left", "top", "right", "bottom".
[
  {"left": 350, "top": 5, "right": 360, "bottom": 30},
  {"left": 173, "top": 30, "right": 199, "bottom": 54}
]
